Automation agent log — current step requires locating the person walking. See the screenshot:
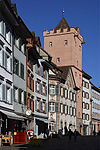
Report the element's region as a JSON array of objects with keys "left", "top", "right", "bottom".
[
  {"left": 64, "top": 125, "right": 68, "bottom": 136},
  {"left": 46, "top": 128, "right": 49, "bottom": 138},
  {"left": 74, "top": 129, "right": 77, "bottom": 142},
  {"left": 68, "top": 129, "right": 72, "bottom": 141}
]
